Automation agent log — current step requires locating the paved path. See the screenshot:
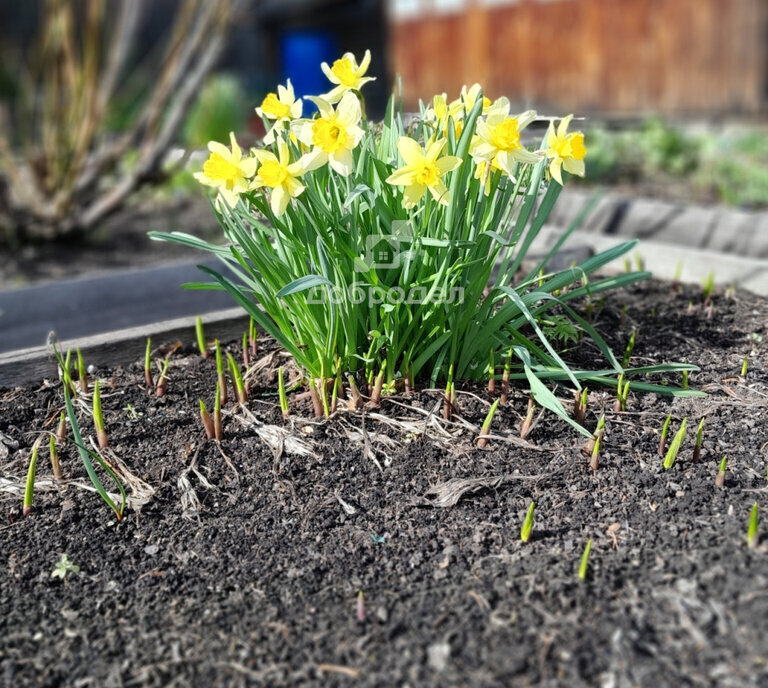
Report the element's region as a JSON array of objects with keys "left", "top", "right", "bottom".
[{"left": 0, "top": 260, "right": 235, "bottom": 353}]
